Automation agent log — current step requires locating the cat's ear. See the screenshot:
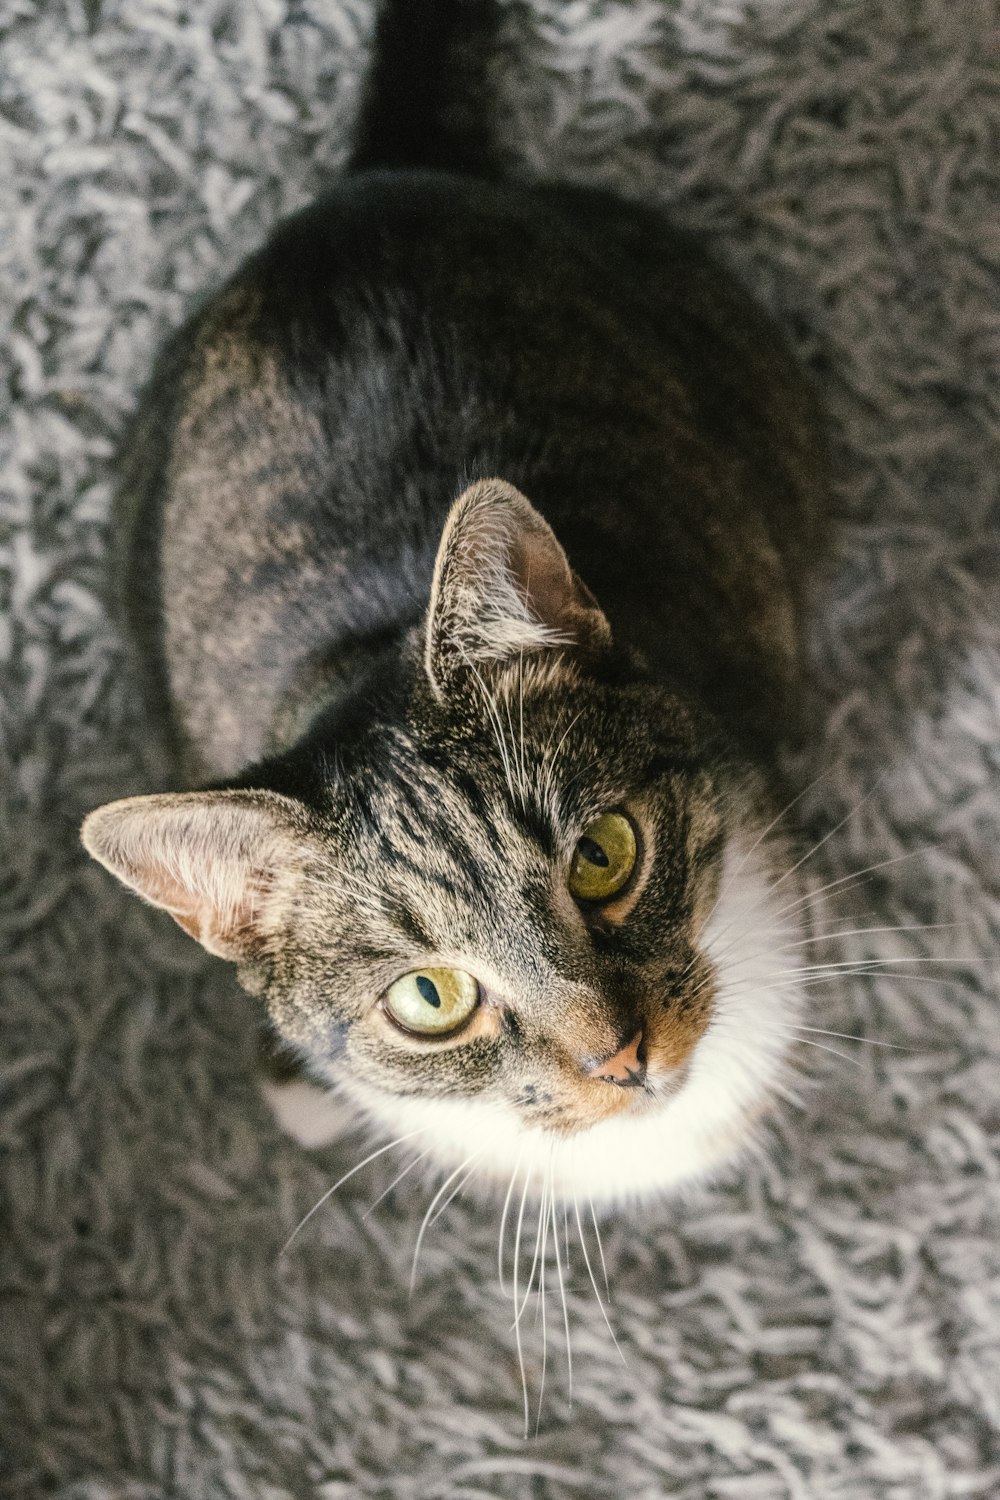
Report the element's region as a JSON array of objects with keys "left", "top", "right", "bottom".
[
  {"left": 81, "top": 789, "right": 308, "bottom": 960},
  {"left": 425, "top": 478, "right": 611, "bottom": 698}
]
